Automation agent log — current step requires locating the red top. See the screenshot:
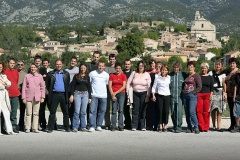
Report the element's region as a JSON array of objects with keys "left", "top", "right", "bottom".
[
  {"left": 109, "top": 73, "right": 127, "bottom": 93},
  {"left": 5, "top": 68, "right": 20, "bottom": 97}
]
